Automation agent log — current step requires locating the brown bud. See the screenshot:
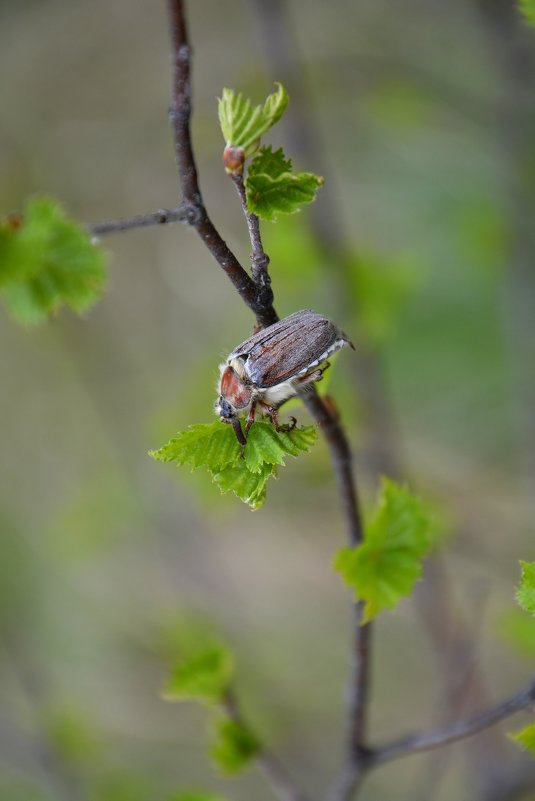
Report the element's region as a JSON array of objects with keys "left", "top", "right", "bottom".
[{"left": 223, "top": 145, "right": 245, "bottom": 175}]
